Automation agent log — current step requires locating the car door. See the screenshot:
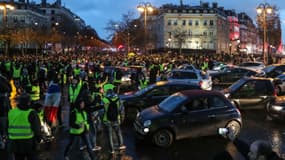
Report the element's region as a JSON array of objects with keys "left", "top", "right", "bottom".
[
  {"left": 206, "top": 96, "right": 234, "bottom": 131},
  {"left": 180, "top": 97, "right": 212, "bottom": 138},
  {"left": 142, "top": 86, "right": 170, "bottom": 108},
  {"left": 232, "top": 80, "right": 269, "bottom": 109}
]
